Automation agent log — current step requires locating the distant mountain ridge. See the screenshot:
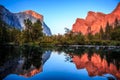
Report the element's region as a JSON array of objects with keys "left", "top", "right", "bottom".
[
  {"left": 0, "top": 5, "right": 52, "bottom": 36},
  {"left": 72, "top": 2, "right": 120, "bottom": 35}
]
